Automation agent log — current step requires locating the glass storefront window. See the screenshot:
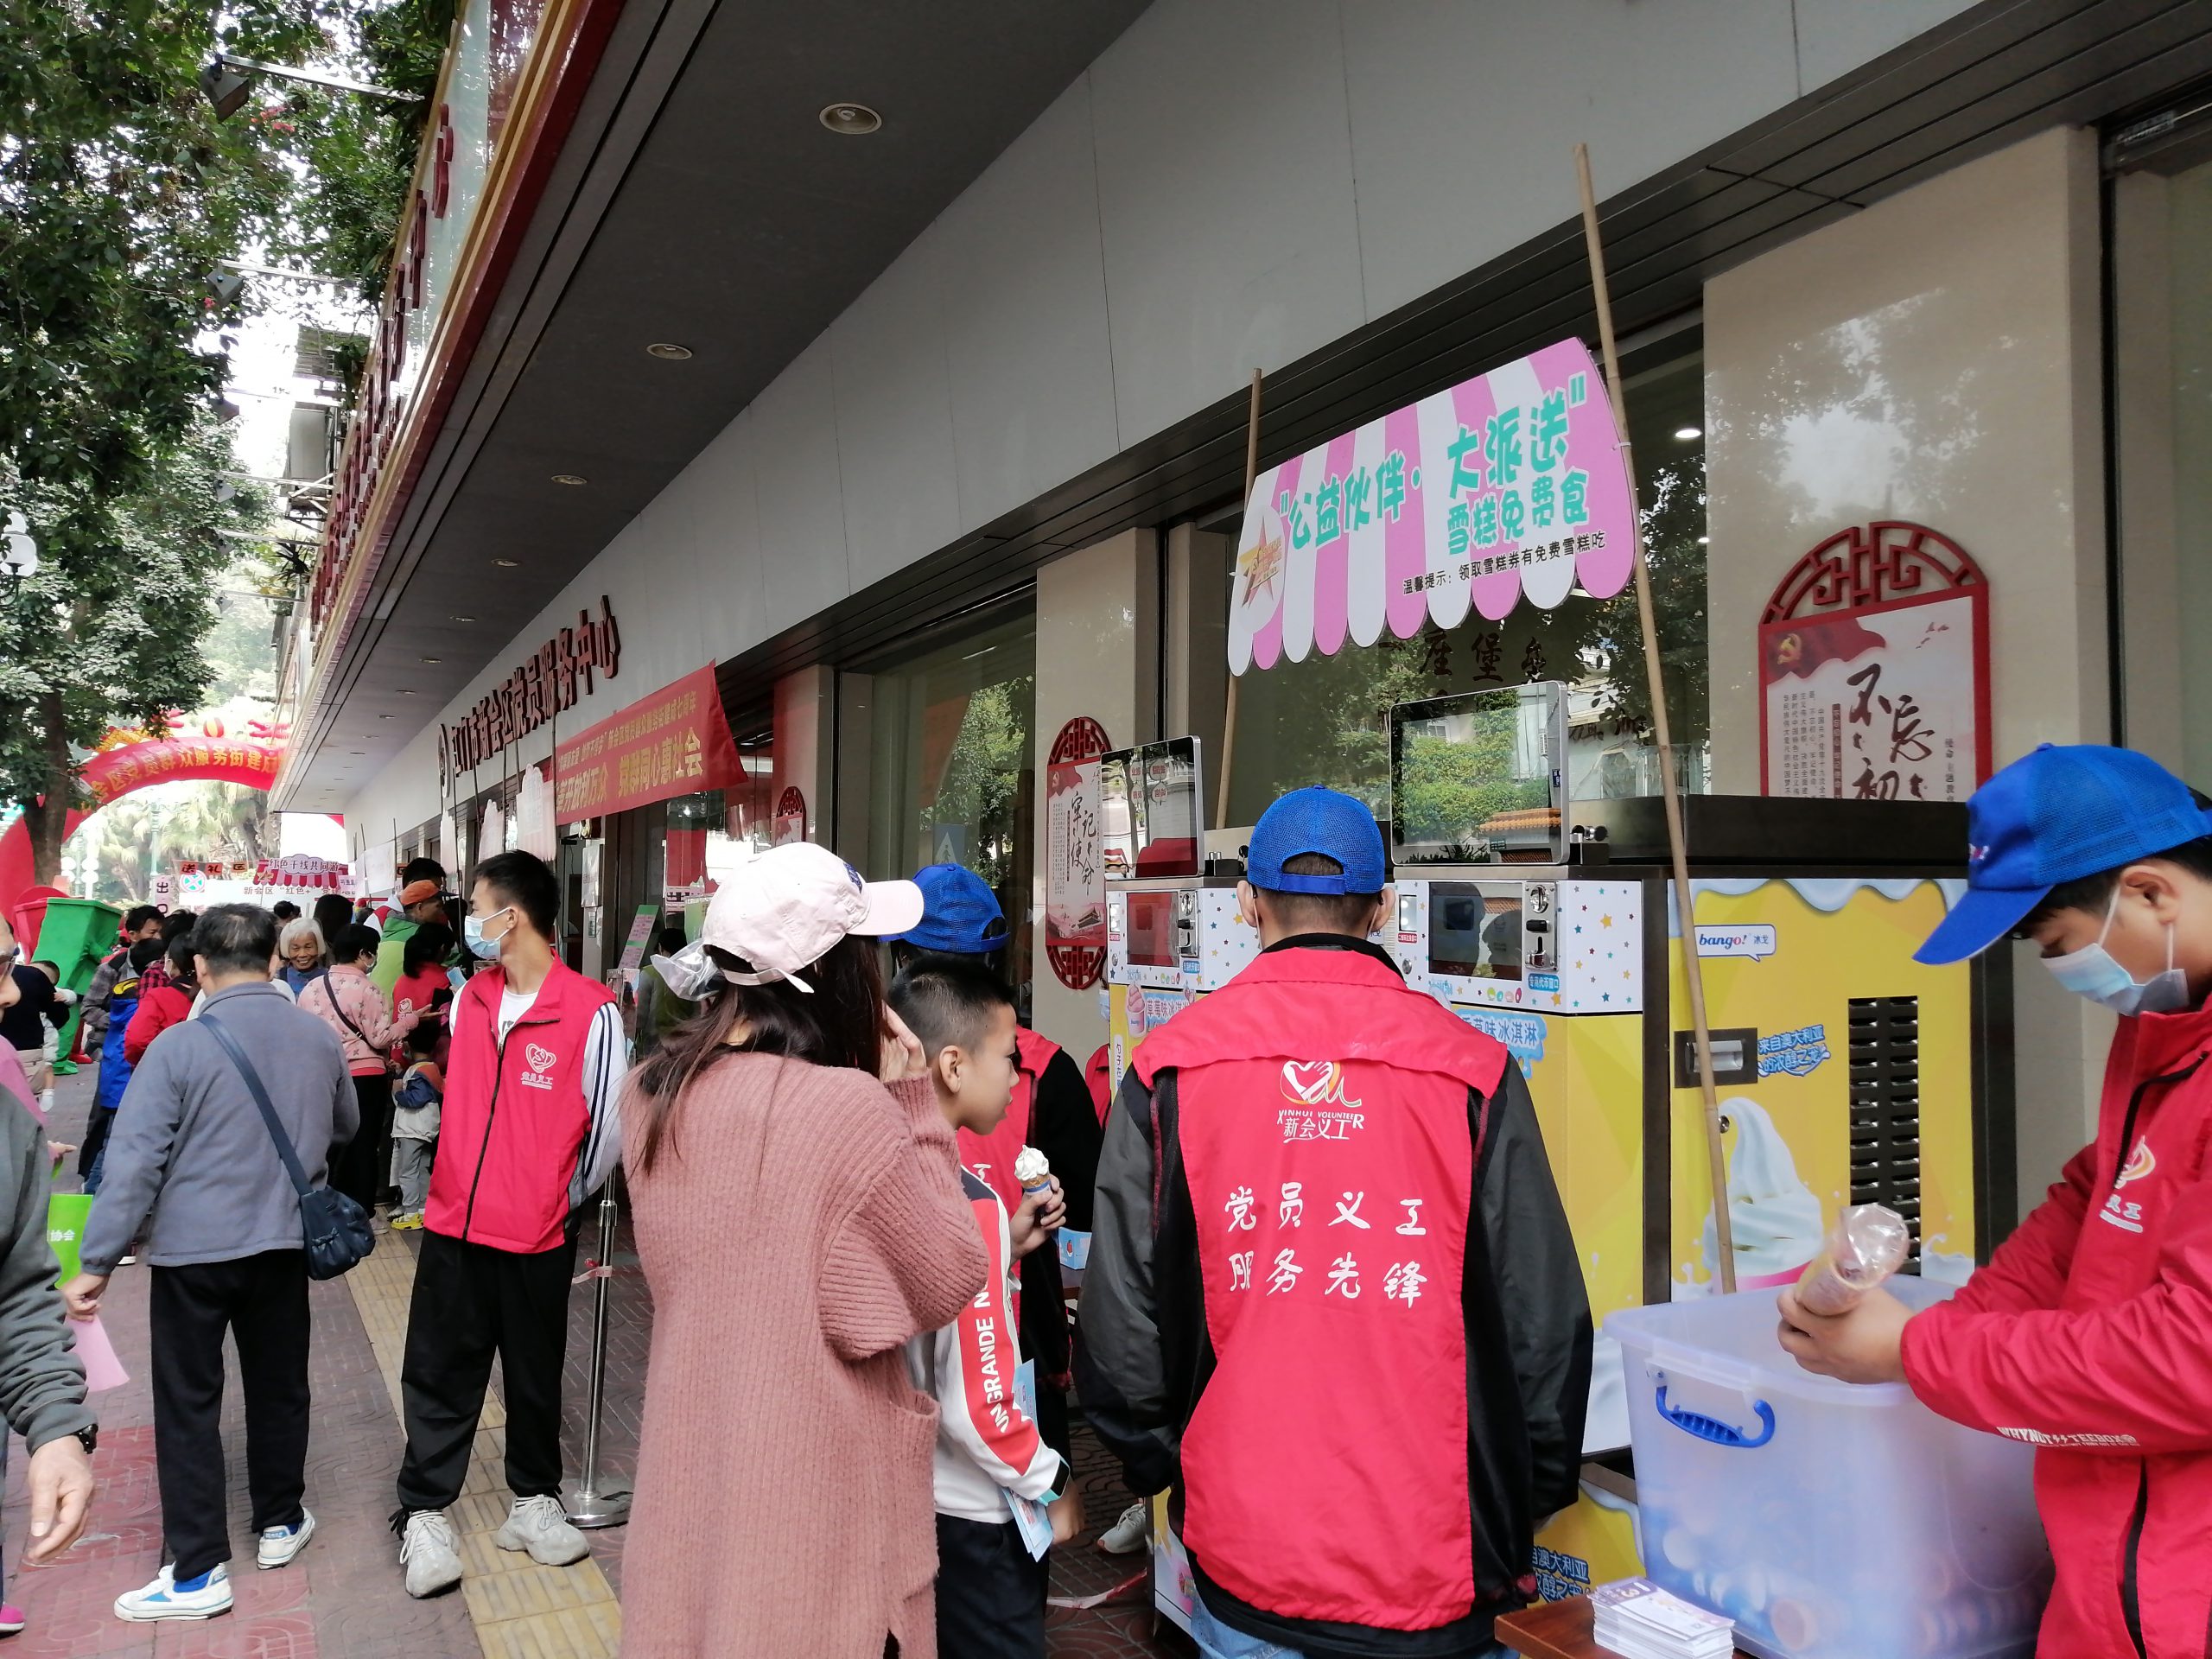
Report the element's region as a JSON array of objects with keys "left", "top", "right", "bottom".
[
  {"left": 850, "top": 602, "right": 1037, "bottom": 1002},
  {"left": 1214, "top": 345, "right": 1708, "bottom": 827}
]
